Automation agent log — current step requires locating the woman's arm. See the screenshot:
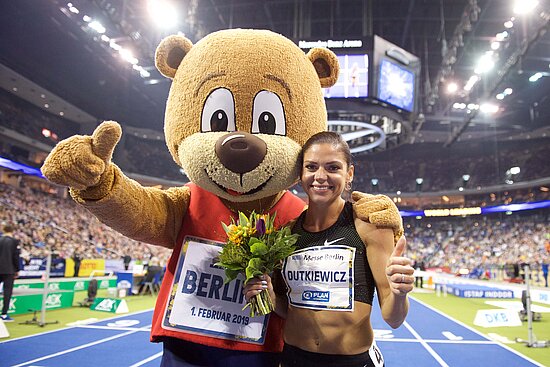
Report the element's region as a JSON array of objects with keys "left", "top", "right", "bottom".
[{"left": 356, "top": 219, "right": 414, "bottom": 328}]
